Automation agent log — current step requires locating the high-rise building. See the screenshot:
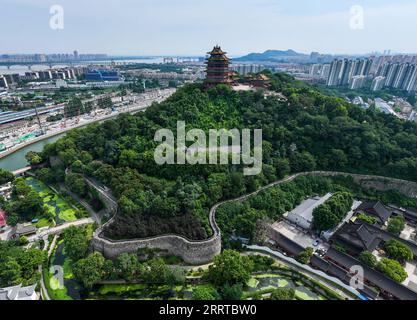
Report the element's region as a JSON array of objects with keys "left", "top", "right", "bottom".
[
  {"left": 0, "top": 76, "right": 8, "bottom": 88},
  {"left": 371, "top": 76, "right": 386, "bottom": 91},
  {"left": 38, "top": 71, "right": 53, "bottom": 80},
  {"left": 392, "top": 63, "right": 409, "bottom": 88},
  {"left": 309, "top": 64, "right": 321, "bottom": 77},
  {"left": 4, "top": 74, "right": 20, "bottom": 84},
  {"left": 327, "top": 59, "right": 343, "bottom": 86},
  {"left": 327, "top": 58, "right": 372, "bottom": 87},
  {"left": 350, "top": 75, "right": 366, "bottom": 90},
  {"left": 204, "top": 46, "right": 232, "bottom": 88},
  {"left": 321, "top": 64, "right": 331, "bottom": 79},
  {"left": 385, "top": 63, "right": 400, "bottom": 87},
  {"left": 231, "top": 64, "right": 264, "bottom": 76},
  {"left": 405, "top": 66, "right": 417, "bottom": 92}
]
